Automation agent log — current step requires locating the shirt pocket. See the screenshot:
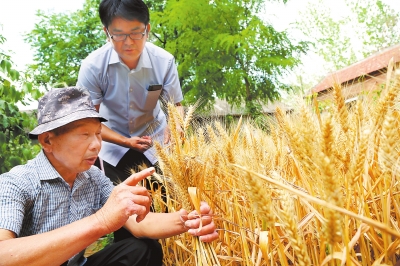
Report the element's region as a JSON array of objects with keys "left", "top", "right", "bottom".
[{"left": 143, "top": 85, "right": 162, "bottom": 111}]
